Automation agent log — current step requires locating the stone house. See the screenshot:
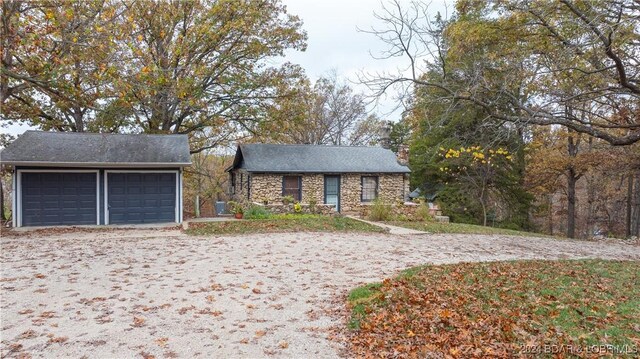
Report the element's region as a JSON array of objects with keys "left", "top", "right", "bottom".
[{"left": 226, "top": 144, "right": 410, "bottom": 213}]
